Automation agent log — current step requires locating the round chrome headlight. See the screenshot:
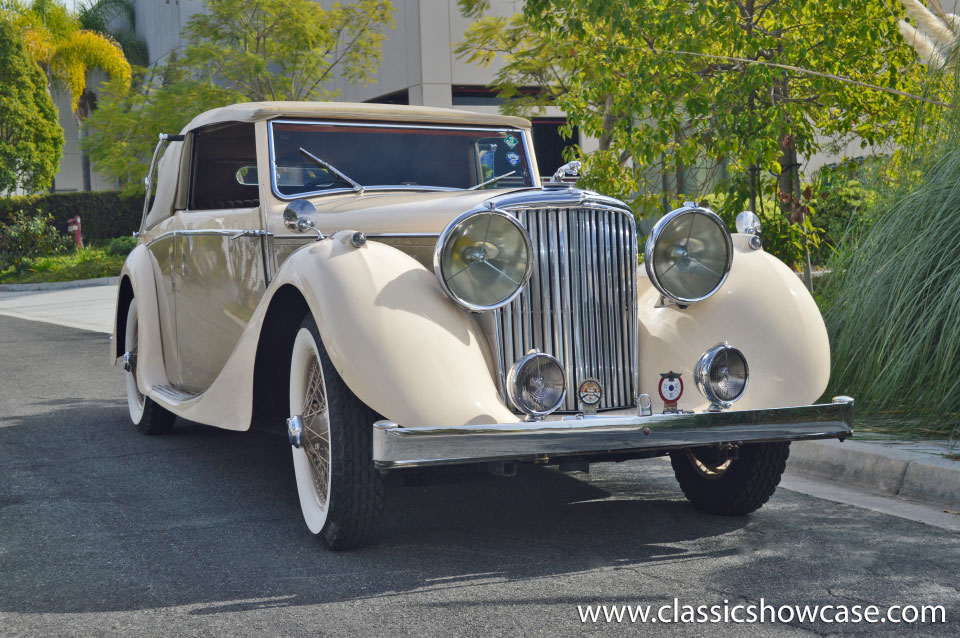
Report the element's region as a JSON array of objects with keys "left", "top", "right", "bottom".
[
  {"left": 507, "top": 351, "right": 566, "bottom": 417},
  {"left": 645, "top": 206, "right": 733, "bottom": 304},
  {"left": 694, "top": 343, "right": 749, "bottom": 409},
  {"left": 434, "top": 209, "right": 533, "bottom": 312}
]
